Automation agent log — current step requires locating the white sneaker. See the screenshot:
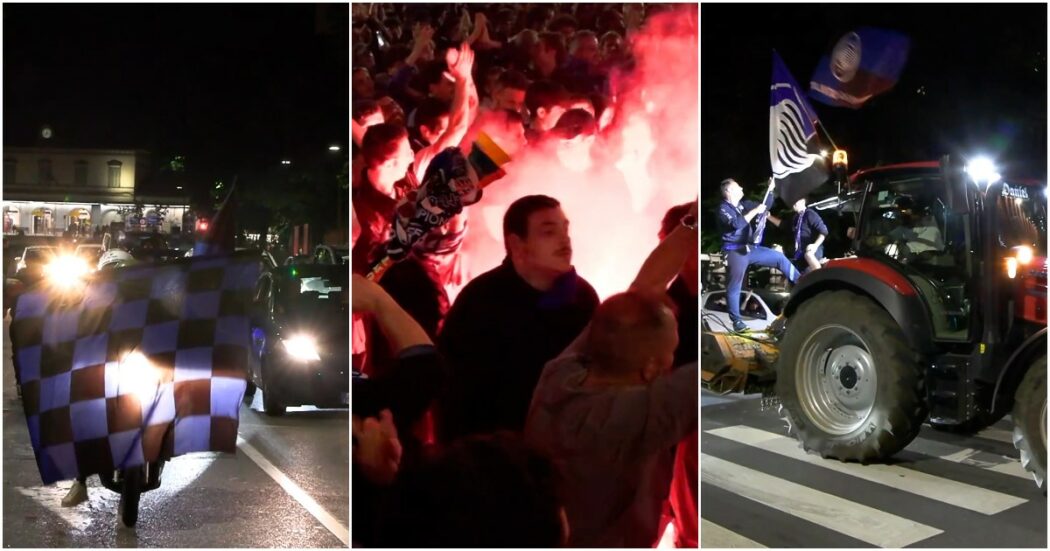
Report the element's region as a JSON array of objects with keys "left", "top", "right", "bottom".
[{"left": 61, "top": 480, "right": 88, "bottom": 507}]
